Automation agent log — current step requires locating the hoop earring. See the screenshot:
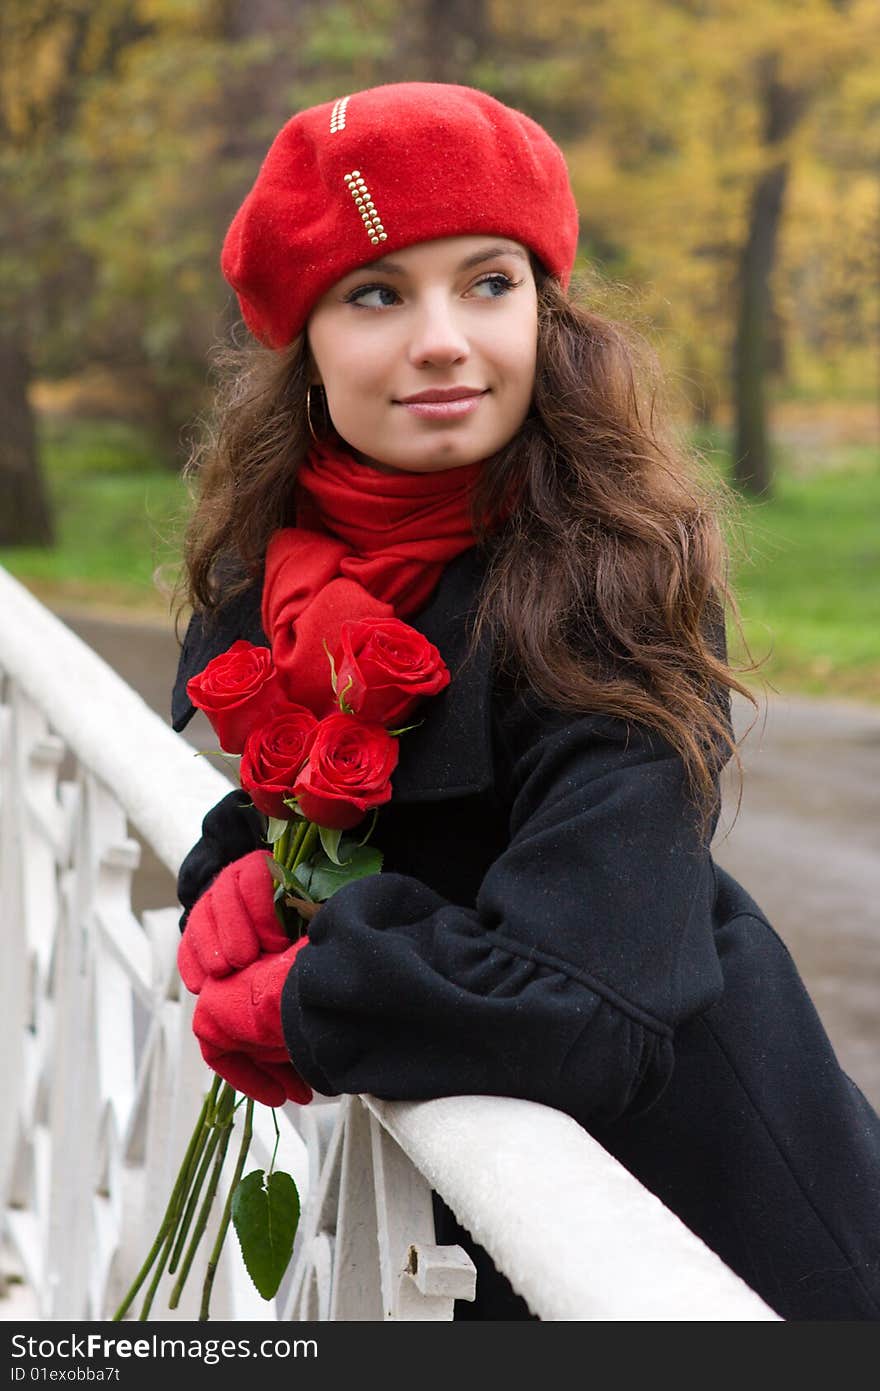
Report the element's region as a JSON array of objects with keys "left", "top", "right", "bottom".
[{"left": 306, "top": 384, "right": 325, "bottom": 443}]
